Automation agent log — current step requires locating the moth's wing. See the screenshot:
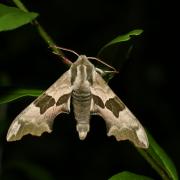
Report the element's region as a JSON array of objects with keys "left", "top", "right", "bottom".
[
  {"left": 7, "top": 70, "right": 72, "bottom": 141},
  {"left": 90, "top": 72, "right": 148, "bottom": 148}
]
